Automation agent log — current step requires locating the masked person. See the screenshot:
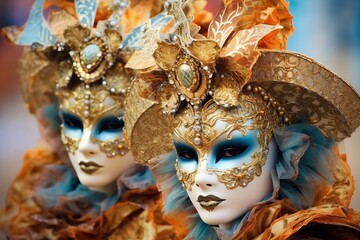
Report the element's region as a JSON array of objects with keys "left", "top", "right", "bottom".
[
  {"left": 0, "top": 0, "right": 184, "bottom": 238},
  {"left": 124, "top": 0, "right": 360, "bottom": 239}
]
